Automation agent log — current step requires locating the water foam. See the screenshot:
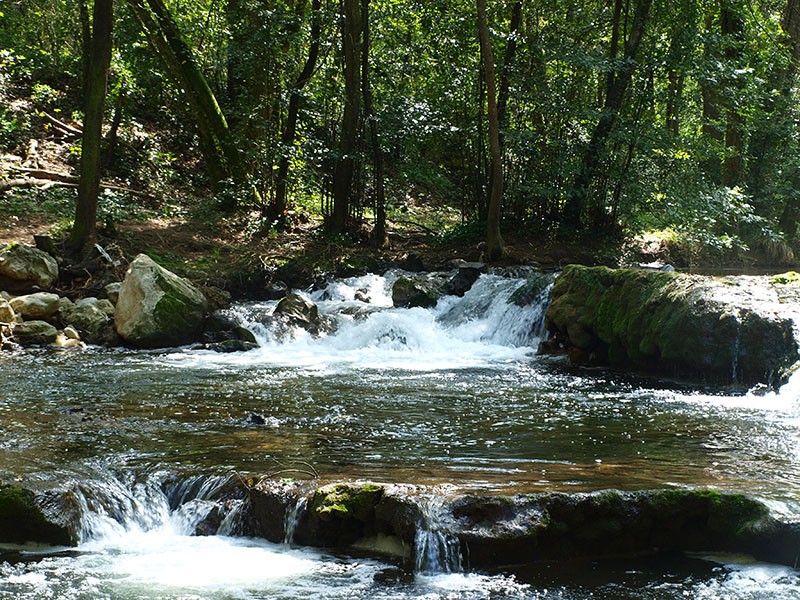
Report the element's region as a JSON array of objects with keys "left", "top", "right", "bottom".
[{"left": 169, "top": 272, "right": 549, "bottom": 372}]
